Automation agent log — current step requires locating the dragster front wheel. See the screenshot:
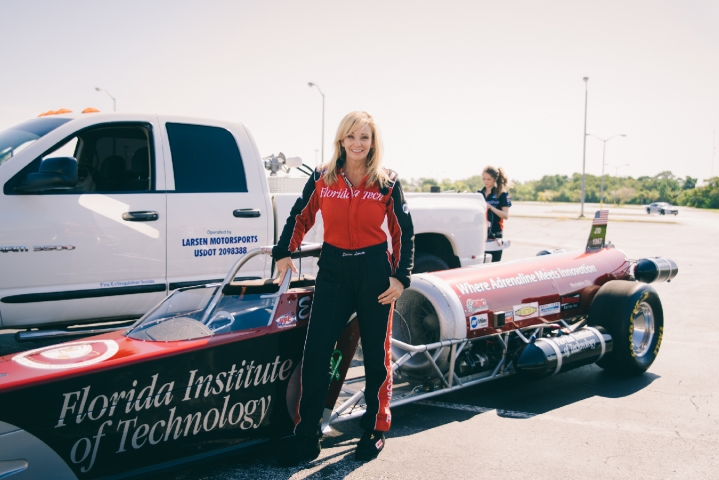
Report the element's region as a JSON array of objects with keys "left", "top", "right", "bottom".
[{"left": 588, "top": 280, "right": 664, "bottom": 375}]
